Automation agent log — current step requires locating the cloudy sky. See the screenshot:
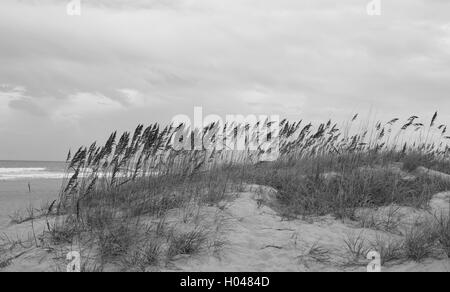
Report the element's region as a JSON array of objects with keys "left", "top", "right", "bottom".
[{"left": 1, "top": 0, "right": 449, "bottom": 160}]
